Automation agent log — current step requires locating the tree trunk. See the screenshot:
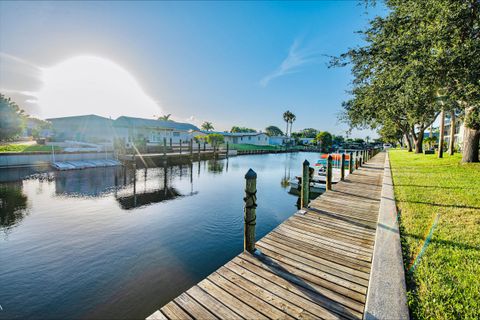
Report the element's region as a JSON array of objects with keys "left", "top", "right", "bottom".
[
  {"left": 405, "top": 133, "right": 413, "bottom": 152},
  {"left": 414, "top": 131, "right": 424, "bottom": 153},
  {"left": 449, "top": 111, "right": 456, "bottom": 155},
  {"left": 462, "top": 126, "right": 480, "bottom": 163},
  {"left": 438, "top": 110, "right": 445, "bottom": 158}
]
